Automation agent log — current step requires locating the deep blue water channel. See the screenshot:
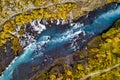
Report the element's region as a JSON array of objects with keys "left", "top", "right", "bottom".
[{"left": 0, "top": 3, "right": 120, "bottom": 80}]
